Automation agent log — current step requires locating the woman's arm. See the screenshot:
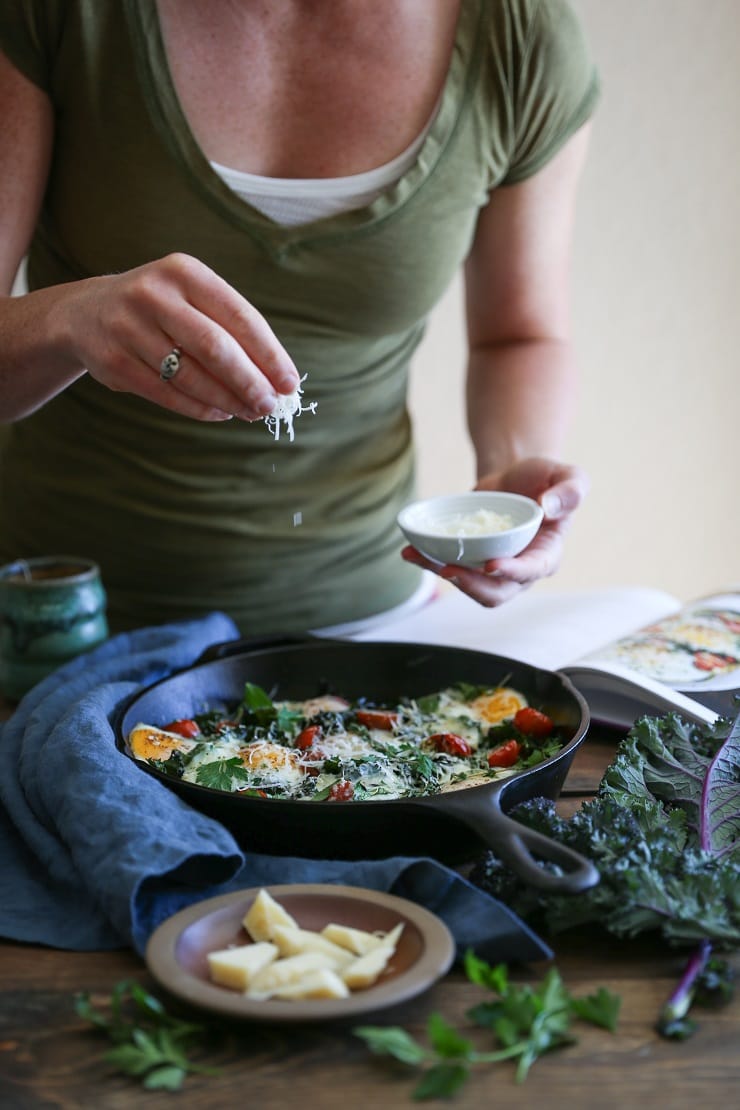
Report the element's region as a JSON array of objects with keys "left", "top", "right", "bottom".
[
  {"left": 0, "top": 50, "right": 52, "bottom": 294},
  {"left": 403, "top": 123, "right": 592, "bottom": 605},
  {"left": 464, "top": 122, "right": 591, "bottom": 476},
  {"left": 0, "top": 46, "right": 82, "bottom": 416},
  {"left": 0, "top": 49, "right": 298, "bottom": 425}
]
